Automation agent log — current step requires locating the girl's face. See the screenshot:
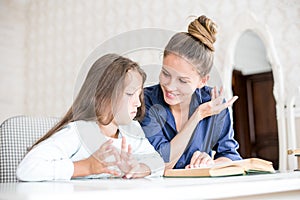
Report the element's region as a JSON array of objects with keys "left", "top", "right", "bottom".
[
  {"left": 159, "top": 54, "right": 208, "bottom": 106},
  {"left": 113, "top": 70, "right": 143, "bottom": 125}
]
